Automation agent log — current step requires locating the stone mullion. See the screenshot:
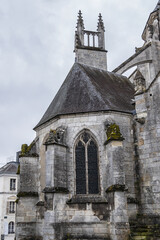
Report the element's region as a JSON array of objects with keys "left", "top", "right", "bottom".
[
  {"left": 85, "top": 144, "right": 89, "bottom": 194},
  {"left": 93, "top": 34, "right": 95, "bottom": 47},
  {"left": 87, "top": 33, "right": 90, "bottom": 47}
]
